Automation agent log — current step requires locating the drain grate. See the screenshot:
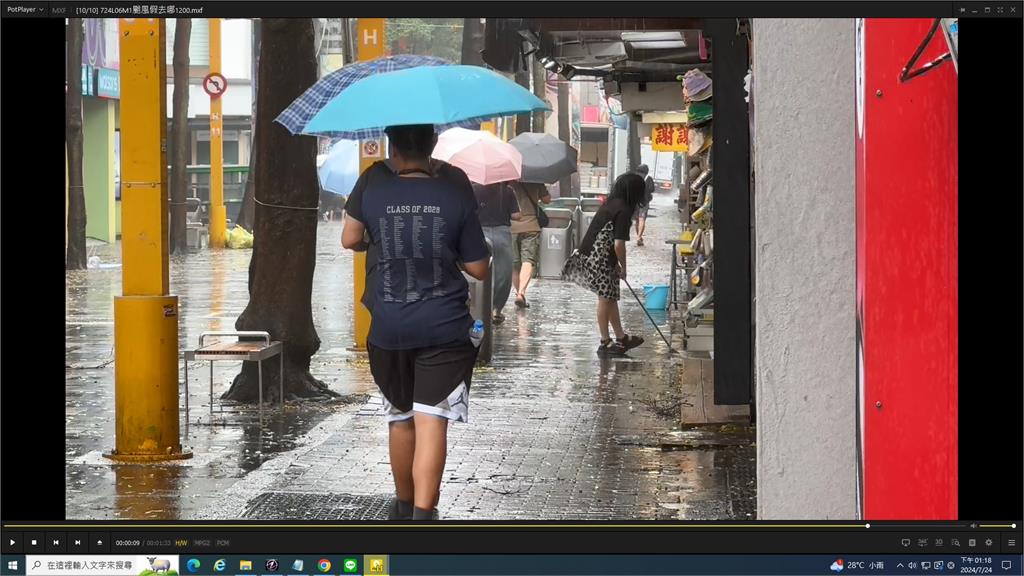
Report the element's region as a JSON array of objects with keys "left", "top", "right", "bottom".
[
  {"left": 242, "top": 492, "right": 393, "bottom": 520},
  {"left": 717, "top": 446, "right": 757, "bottom": 518}
]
